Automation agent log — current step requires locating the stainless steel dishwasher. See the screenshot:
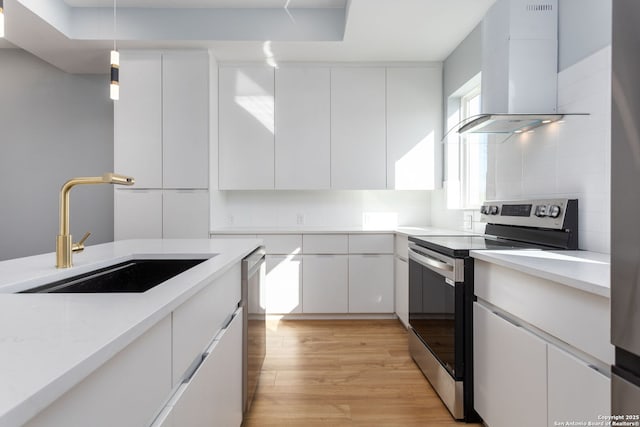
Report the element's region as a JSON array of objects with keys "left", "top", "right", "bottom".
[{"left": 241, "top": 247, "right": 266, "bottom": 413}]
